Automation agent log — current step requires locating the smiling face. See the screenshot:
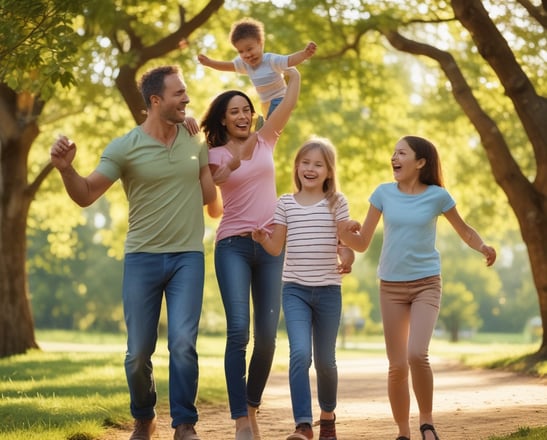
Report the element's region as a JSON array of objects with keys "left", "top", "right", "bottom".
[
  {"left": 233, "top": 37, "right": 264, "bottom": 68},
  {"left": 156, "top": 73, "right": 190, "bottom": 124},
  {"left": 391, "top": 139, "right": 425, "bottom": 183},
  {"left": 223, "top": 95, "right": 253, "bottom": 140},
  {"left": 296, "top": 147, "right": 330, "bottom": 193}
]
